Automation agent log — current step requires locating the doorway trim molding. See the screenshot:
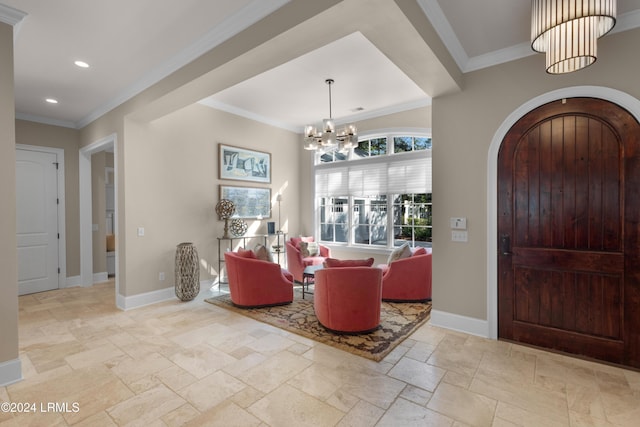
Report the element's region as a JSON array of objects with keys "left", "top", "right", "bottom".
[
  {"left": 16, "top": 144, "right": 67, "bottom": 289},
  {"left": 487, "top": 86, "right": 640, "bottom": 339},
  {"left": 79, "top": 133, "right": 119, "bottom": 303}
]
